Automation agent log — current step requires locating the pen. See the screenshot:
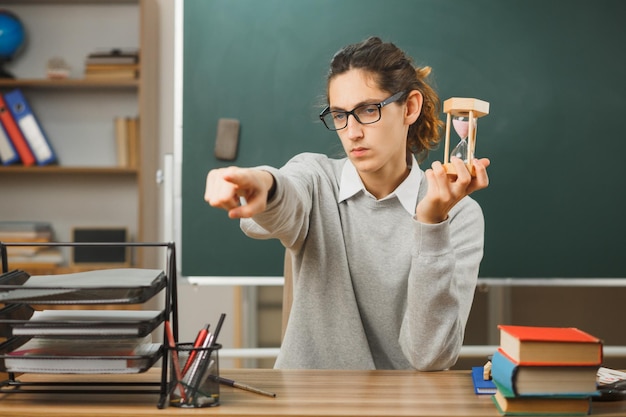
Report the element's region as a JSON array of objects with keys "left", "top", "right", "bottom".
[
  {"left": 165, "top": 320, "right": 186, "bottom": 402},
  {"left": 215, "top": 375, "right": 276, "bottom": 398},
  {"left": 183, "top": 313, "right": 227, "bottom": 404},
  {"left": 184, "top": 326, "right": 216, "bottom": 403},
  {"left": 210, "top": 313, "right": 226, "bottom": 346},
  {"left": 181, "top": 323, "right": 210, "bottom": 376}
]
